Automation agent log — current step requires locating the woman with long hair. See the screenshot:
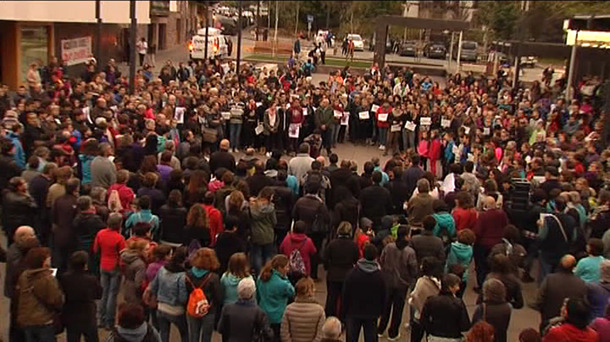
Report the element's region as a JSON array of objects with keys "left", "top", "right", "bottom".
[
  {"left": 185, "top": 248, "right": 222, "bottom": 342},
  {"left": 452, "top": 191, "right": 478, "bottom": 232},
  {"left": 281, "top": 277, "right": 325, "bottom": 342},
  {"left": 159, "top": 190, "right": 187, "bottom": 246},
  {"left": 257, "top": 254, "right": 295, "bottom": 342},
  {"left": 220, "top": 252, "right": 254, "bottom": 305},
  {"left": 184, "top": 204, "right": 210, "bottom": 248},
  {"left": 185, "top": 170, "right": 208, "bottom": 208}
]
